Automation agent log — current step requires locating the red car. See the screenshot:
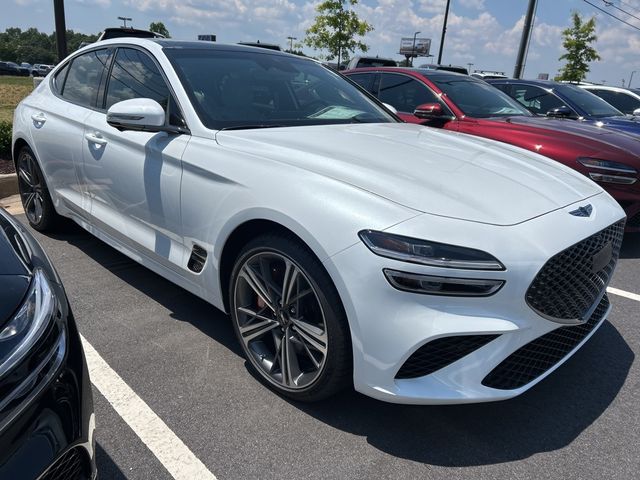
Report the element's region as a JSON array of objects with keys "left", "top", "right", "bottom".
[{"left": 344, "top": 67, "right": 640, "bottom": 231}]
